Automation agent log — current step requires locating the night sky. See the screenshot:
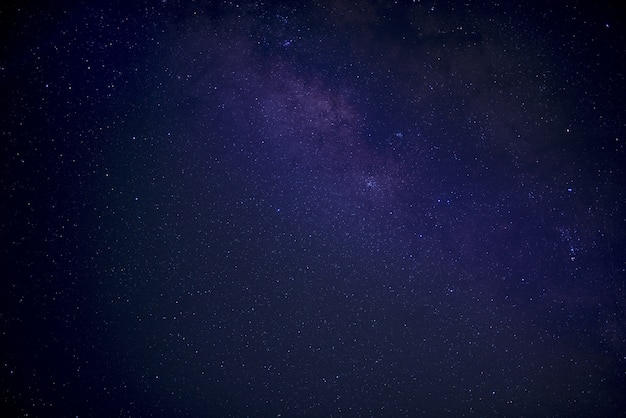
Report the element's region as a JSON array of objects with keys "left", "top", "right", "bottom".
[{"left": 2, "top": 0, "right": 626, "bottom": 416}]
